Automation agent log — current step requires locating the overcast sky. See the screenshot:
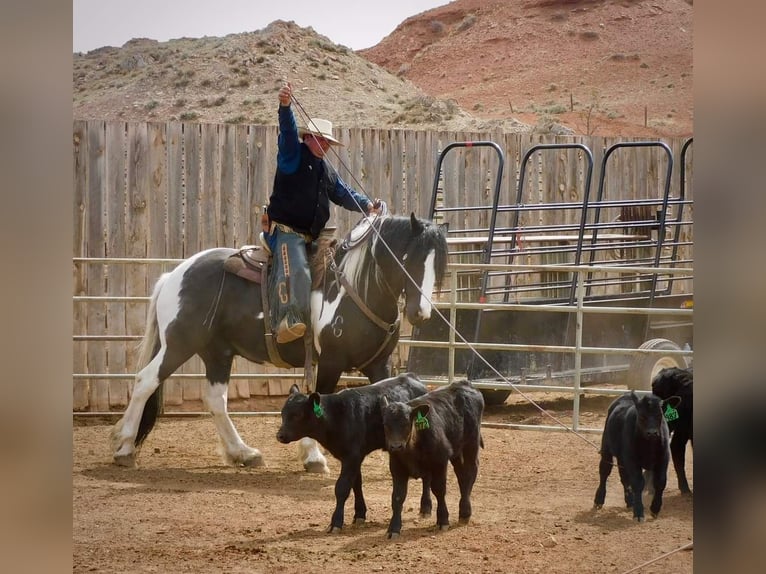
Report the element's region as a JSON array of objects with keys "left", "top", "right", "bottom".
[{"left": 73, "top": 0, "right": 450, "bottom": 53}]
